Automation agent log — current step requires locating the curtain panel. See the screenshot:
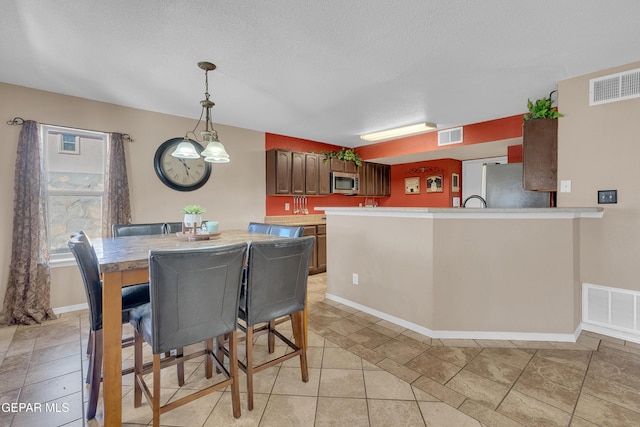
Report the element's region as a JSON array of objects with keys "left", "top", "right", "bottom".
[
  {"left": 1, "top": 120, "right": 56, "bottom": 325},
  {"left": 102, "top": 132, "right": 132, "bottom": 237}
]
